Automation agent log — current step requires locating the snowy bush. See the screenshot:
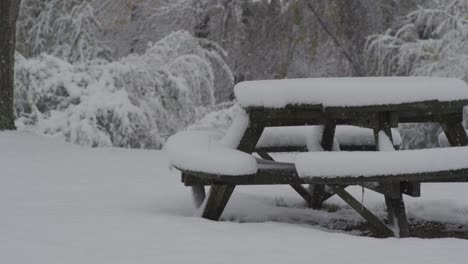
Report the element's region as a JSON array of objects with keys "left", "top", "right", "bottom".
[
  {"left": 365, "top": 0, "right": 468, "bottom": 149},
  {"left": 17, "top": 0, "right": 111, "bottom": 62},
  {"left": 365, "top": 0, "right": 468, "bottom": 80},
  {"left": 187, "top": 103, "right": 241, "bottom": 133},
  {"left": 15, "top": 31, "right": 234, "bottom": 149}
]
